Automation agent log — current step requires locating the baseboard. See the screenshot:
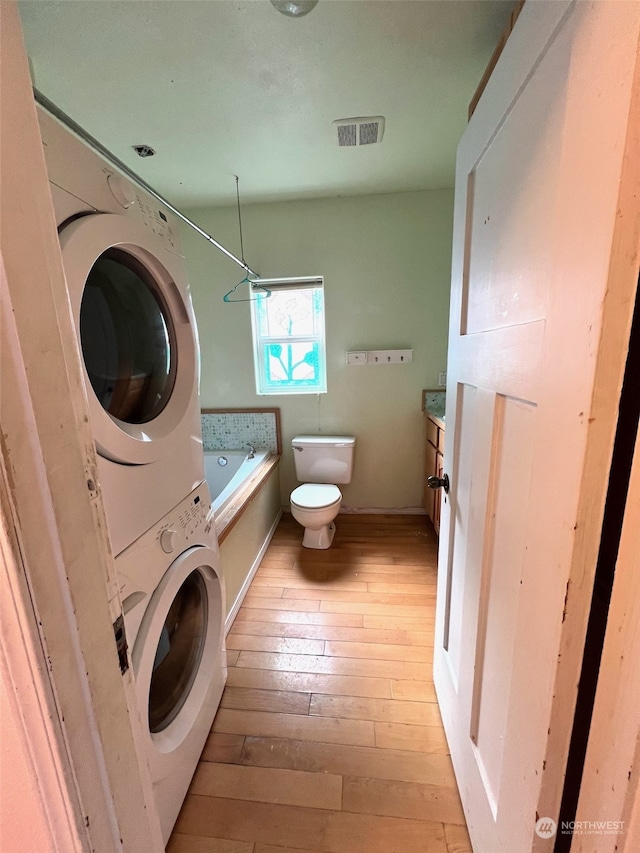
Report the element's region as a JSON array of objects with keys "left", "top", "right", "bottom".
[
  {"left": 224, "top": 508, "right": 283, "bottom": 635},
  {"left": 280, "top": 507, "right": 427, "bottom": 516},
  {"left": 340, "top": 506, "right": 428, "bottom": 516}
]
